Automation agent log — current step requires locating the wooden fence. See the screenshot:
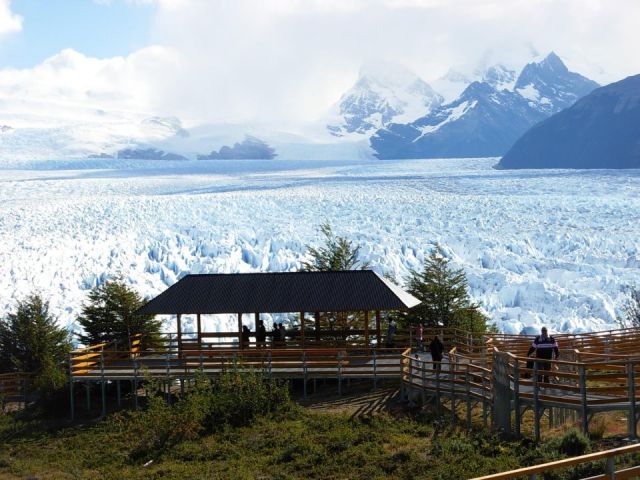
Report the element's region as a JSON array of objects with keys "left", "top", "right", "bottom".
[{"left": 471, "top": 443, "right": 640, "bottom": 480}]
